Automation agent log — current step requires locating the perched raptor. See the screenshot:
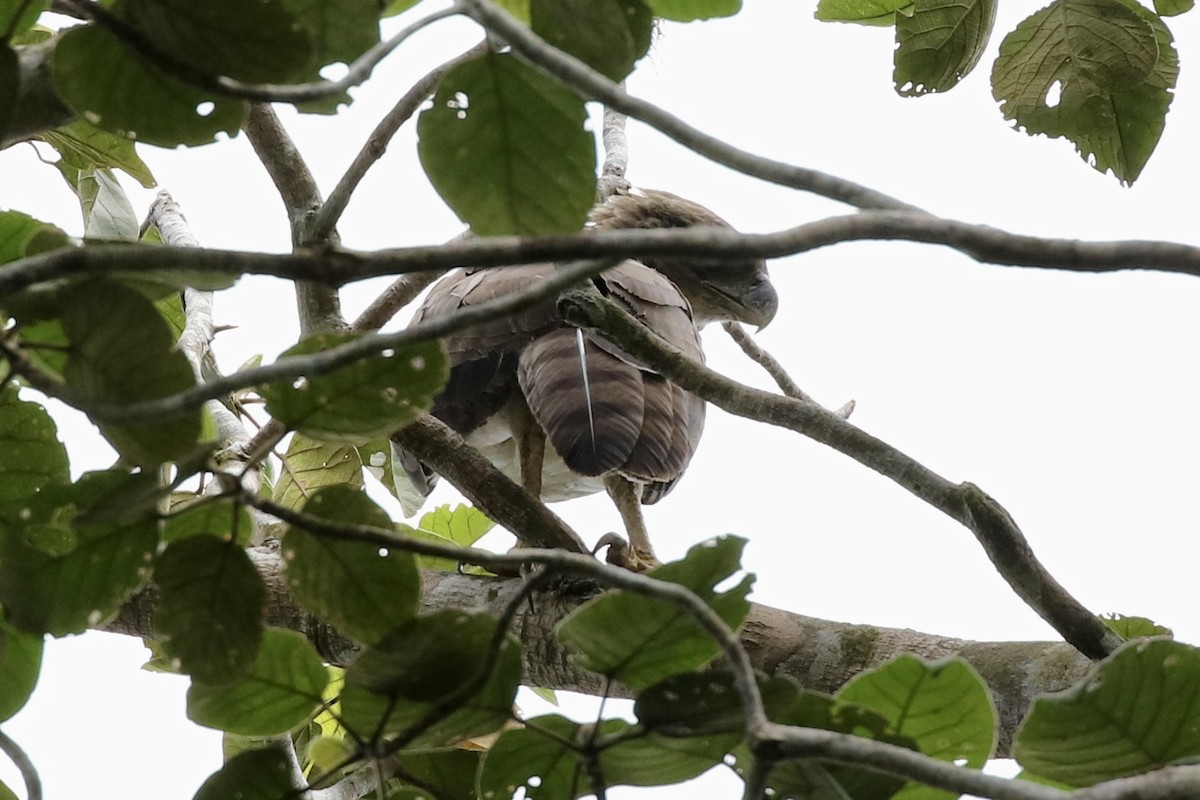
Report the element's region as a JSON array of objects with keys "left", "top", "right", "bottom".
[{"left": 398, "top": 189, "right": 778, "bottom": 569}]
